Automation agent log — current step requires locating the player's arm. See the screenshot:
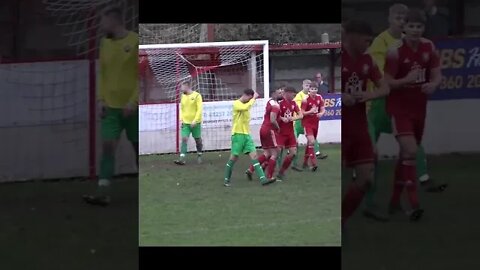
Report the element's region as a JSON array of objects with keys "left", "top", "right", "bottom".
[
  {"left": 191, "top": 93, "right": 203, "bottom": 127},
  {"left": 368, "top": 36, "right": 388, "bottom": 73},
  {"left": 270, "top": 104, "right": 280, "bottom": 131},
  {"left": 317, "top": 97, "right": 326, "bottom": 118},
  {"left": 293, "top": 93, "right": 303, "bottom": 109},
  {"left": 384, "top": 47, "right": 418, "bottom": 89},
  {"left": 126, "top": 38, "right": 139, "bottom": 110},
  {"left": 353, "top": 59, "right": 390, "bottom": 102},
  {"left": 291, "top": 102, "right": 303, "bottom": 121},
  {"left": 301, "top": 98, "right": 316, "bottom": 115},
  {"left": 233, "top": 96, "right": 256, "bottom": 111},
  {"left": 422, "top": 43, "right": 442, "bottom": 94}
]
